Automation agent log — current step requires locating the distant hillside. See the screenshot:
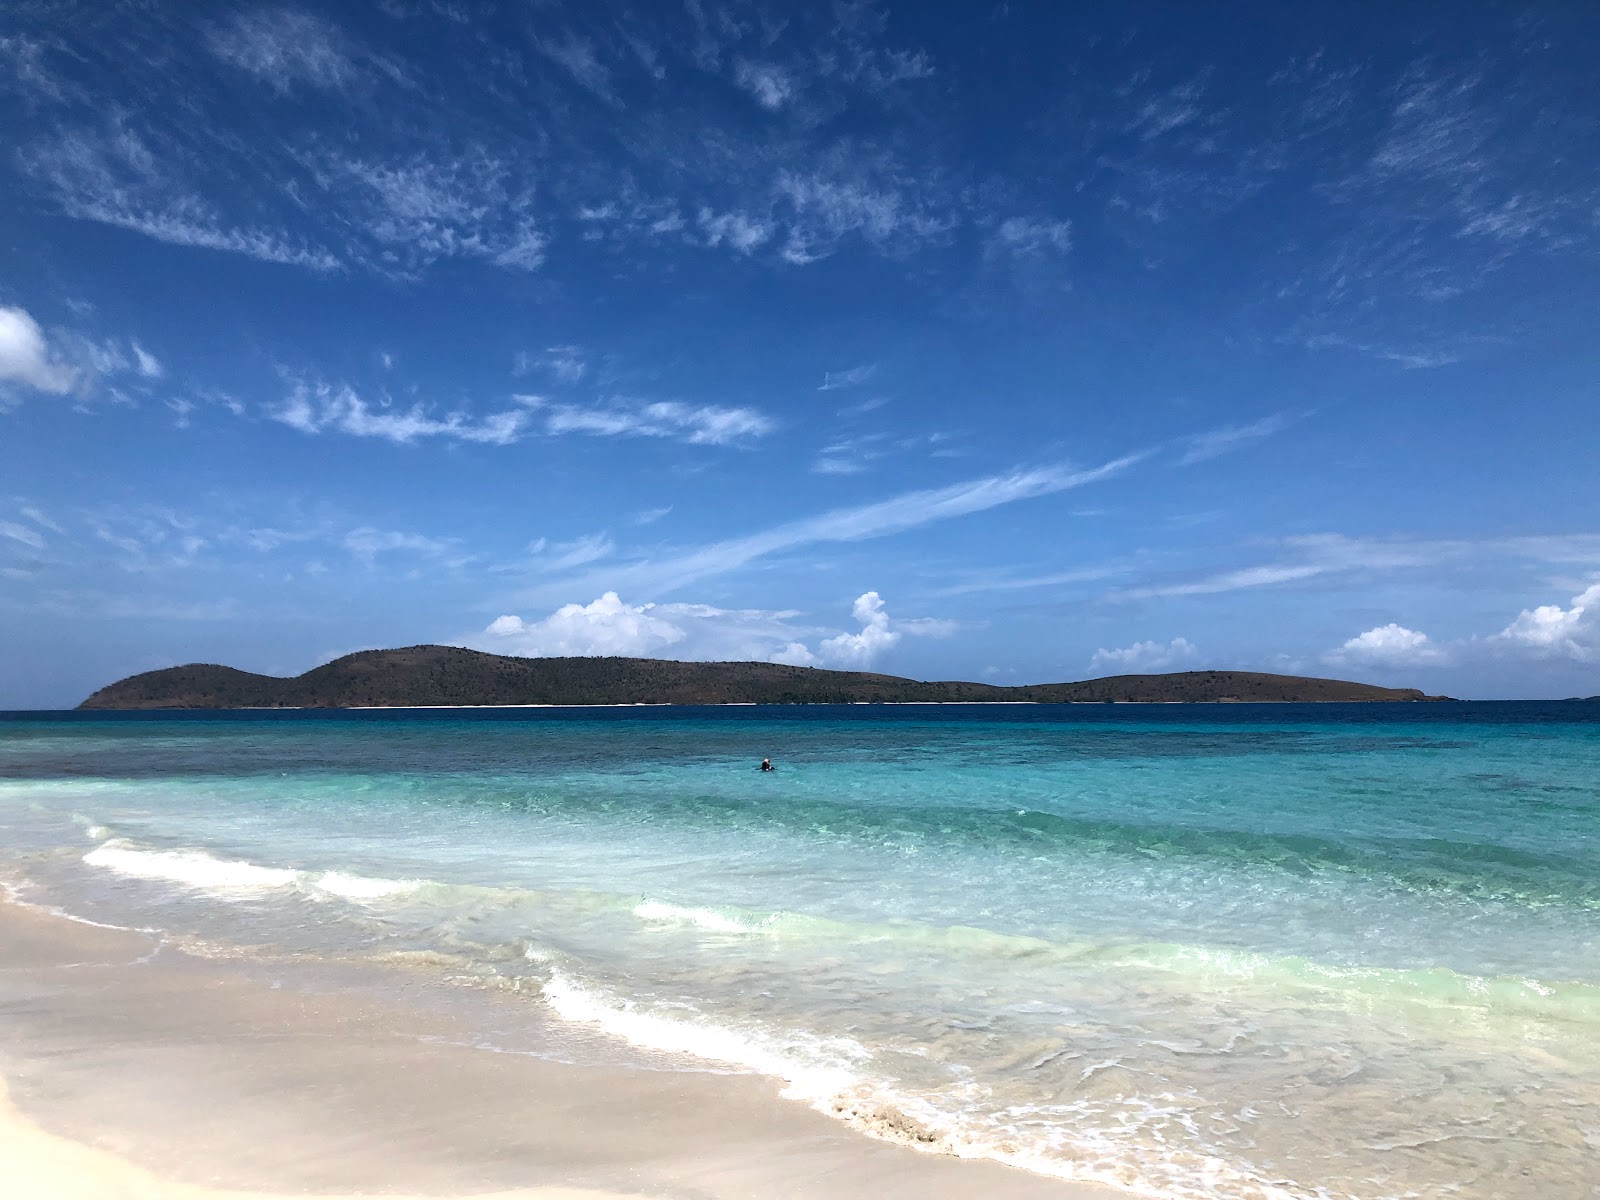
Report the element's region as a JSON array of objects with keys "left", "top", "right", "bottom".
[{"left": 78, "top": 646, "right": 1452, "bottom": 709}]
